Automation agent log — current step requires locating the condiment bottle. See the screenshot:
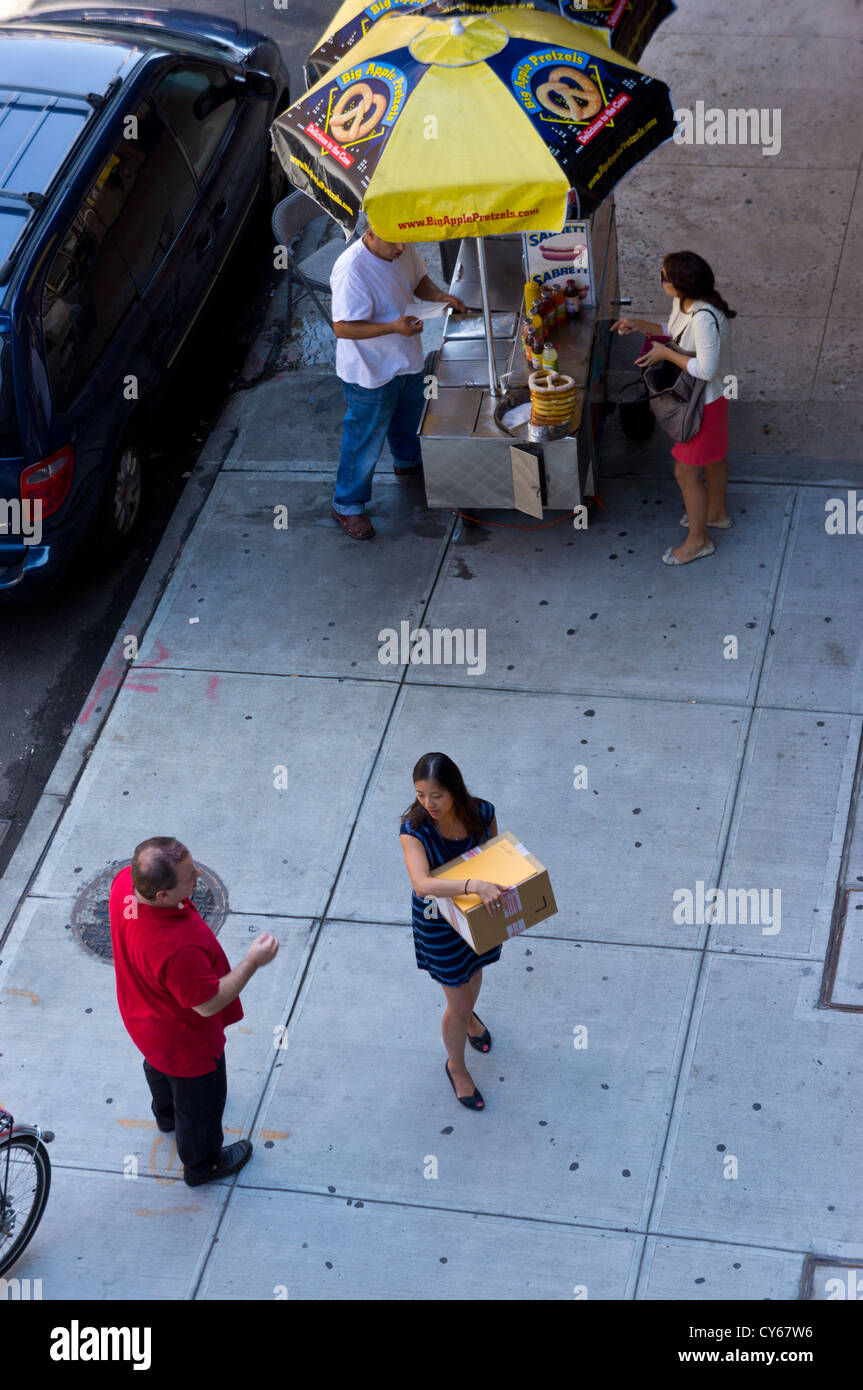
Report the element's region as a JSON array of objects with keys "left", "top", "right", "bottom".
[
  {"left": 524, "top": 280, "right": 540, "bottom": 316},
  {"left": 565, "top": 279, "right": 580, "bottom": 318}
]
